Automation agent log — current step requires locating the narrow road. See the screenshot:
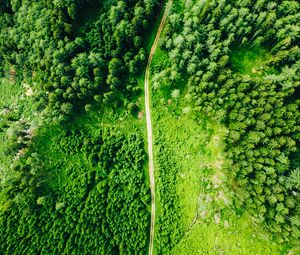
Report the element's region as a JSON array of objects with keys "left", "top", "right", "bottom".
[{"left": 144, "top": 1, "right": 172, "bottom": 255}]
